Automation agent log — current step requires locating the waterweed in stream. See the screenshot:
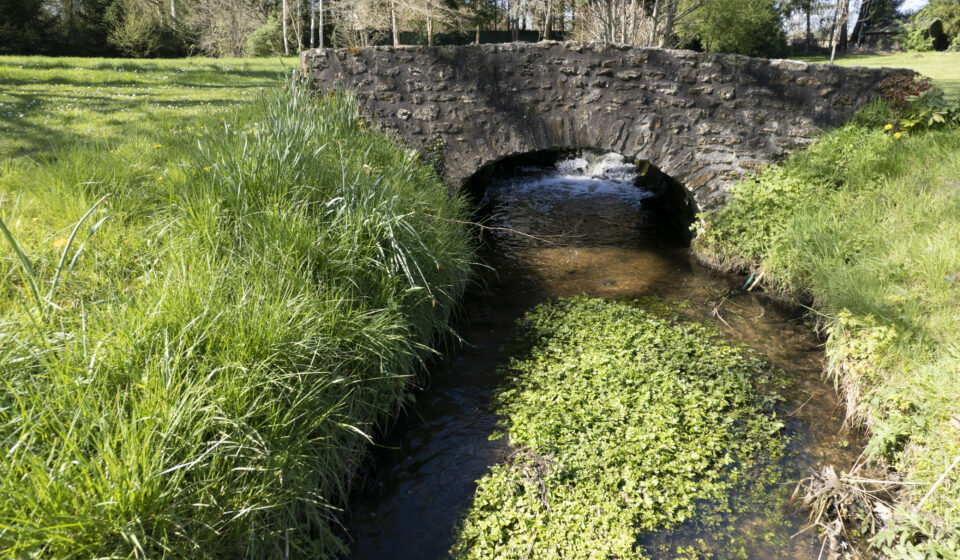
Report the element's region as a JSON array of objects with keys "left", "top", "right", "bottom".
[{"left": 451, "top": 296, "right": 792, "bottom": 560}]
